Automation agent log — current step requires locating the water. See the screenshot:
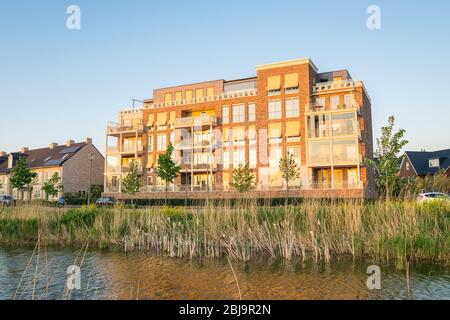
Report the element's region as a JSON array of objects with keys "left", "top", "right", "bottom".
[{"left": 0, "top": 246, "right": 448, "bottom": 300}]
